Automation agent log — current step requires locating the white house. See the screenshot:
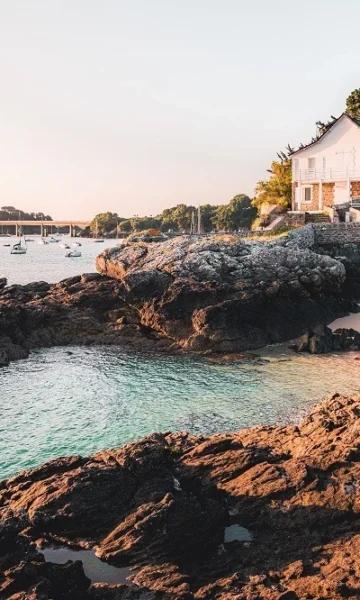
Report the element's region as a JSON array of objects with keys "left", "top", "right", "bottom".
[{"left": 291, "top": 113, "right": 360, "bottom": 222}]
